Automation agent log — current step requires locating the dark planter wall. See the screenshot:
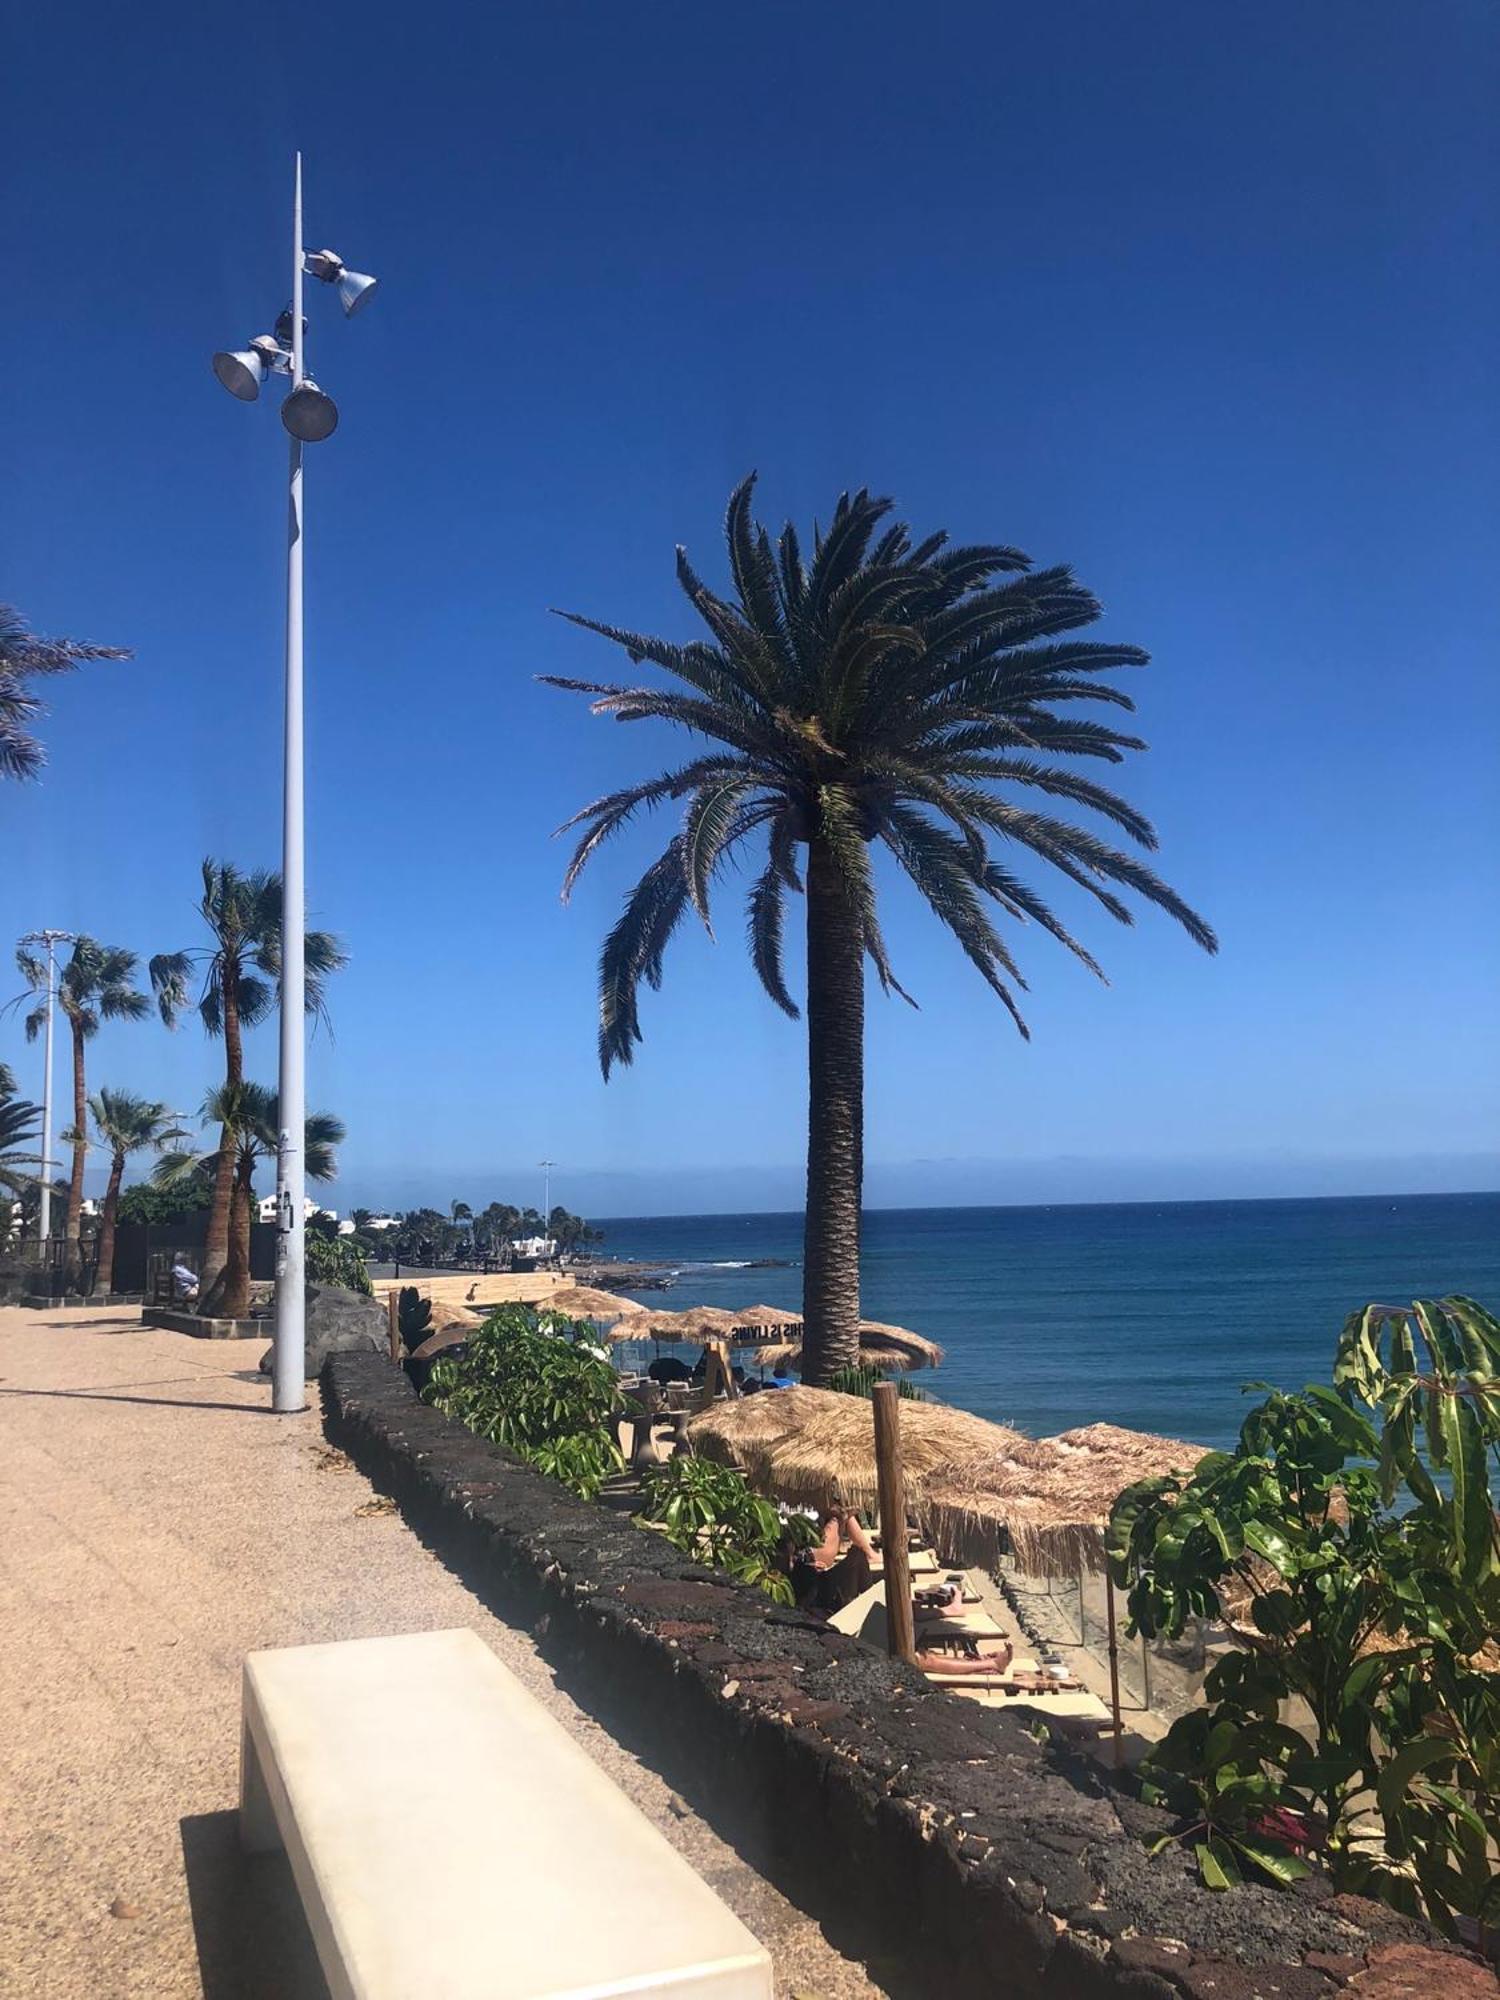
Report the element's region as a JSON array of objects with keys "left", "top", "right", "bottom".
[{"left": 322, "top": 1354, "right": 1495, "bottom": 2000}]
